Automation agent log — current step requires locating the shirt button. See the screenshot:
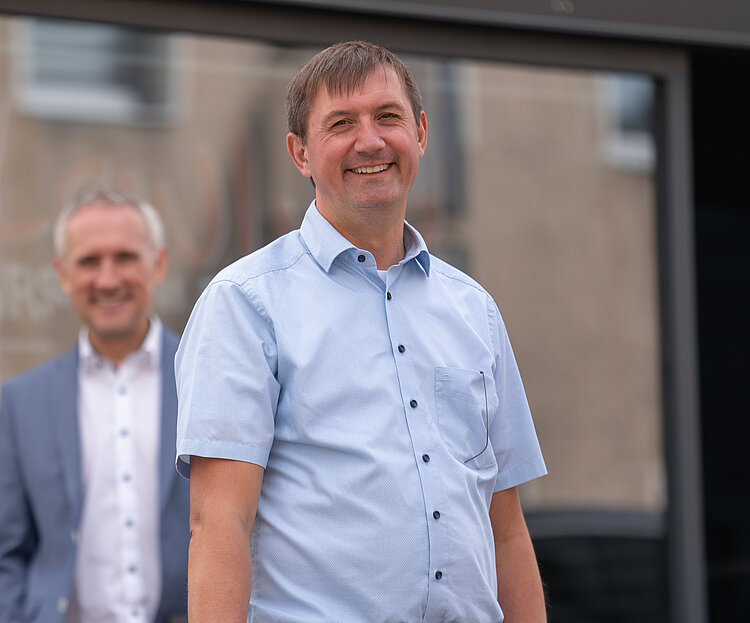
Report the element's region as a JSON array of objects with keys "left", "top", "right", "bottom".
[
  {"left": 70, "top": 530, "right": 80, "bottom": 543},
  {"left": 358, "top": 254, "right": 366, "bottom": 262},
  {"left": 57, "top": 597, "right": 69, "bottom": 614},
  {"left": 125, "top": 518, "right": 134, "bottom": 528},
  {"left": 386, "top": 292, "right": 392, "bottom": 300},
  {"left": 410, "top": 399, "right": 418, "bottom": 408},
  {"left": 398, "top": 344, "right": 405, "bottom": 353},
  {"left": 123, "top": 473, "right": 132, "bottom": 482},
  {"left": 128, "top": 564, "right": 137, "bottom": 573},
  {"left": 422, "top": 454, "right": 430, "bottom": 463},
  {"left": 120, "top": 428, "right": 129, "bottom": 437},
  {"left": 119, "top": 387, "right": 127, "bottom": 395},
  {"left": 435, "top": 570, "right": 443, "bottom": 580},
  {"left": 433, "top": 510, "right": 441, "bottom": 520}
]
